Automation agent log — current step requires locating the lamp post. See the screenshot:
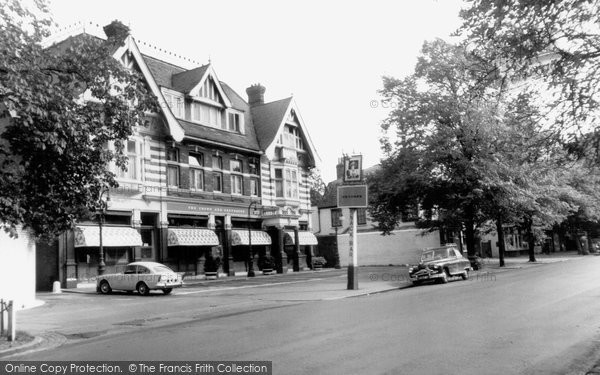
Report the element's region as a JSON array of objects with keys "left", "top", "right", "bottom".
[
  {"left": 97, "top": 187, "right": 110, "bottom": 276},
  {"left": 247, "top": 201, "right": 260, "bottom": 277}
]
